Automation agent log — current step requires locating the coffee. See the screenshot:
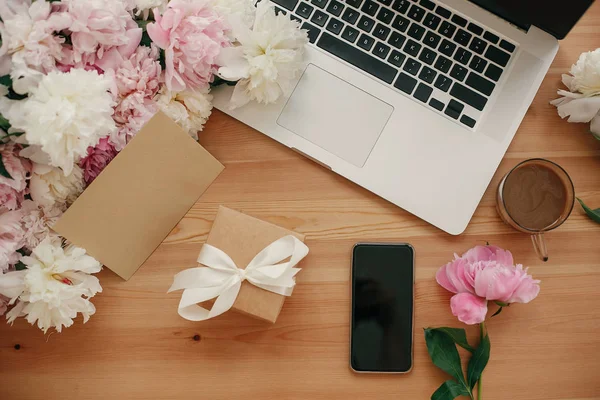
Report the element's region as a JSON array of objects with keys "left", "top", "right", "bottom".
[{"left": 502, "top": 163, "right": 568, "bottom": 231}]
